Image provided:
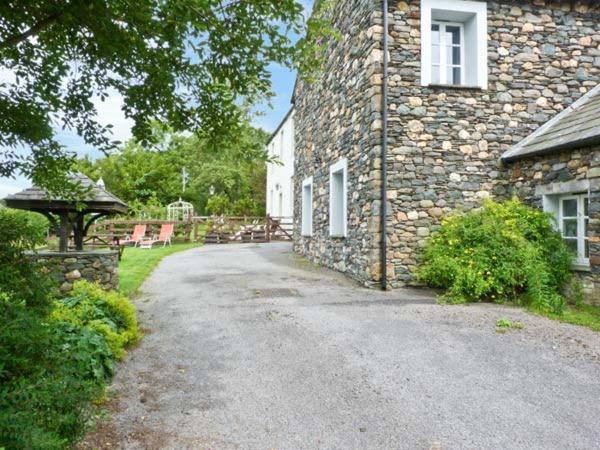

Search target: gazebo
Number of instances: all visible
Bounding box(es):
[4,173,128,252]
[167,198,194,222]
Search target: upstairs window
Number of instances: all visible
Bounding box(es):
[421,0,488,89]
[431,22,464,85]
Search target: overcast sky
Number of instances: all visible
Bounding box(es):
[0,4,308,197]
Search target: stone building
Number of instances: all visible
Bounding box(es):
[292,0,600,294]
[502,85,600,301]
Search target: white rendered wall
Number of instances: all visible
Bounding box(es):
[266,109,295,218]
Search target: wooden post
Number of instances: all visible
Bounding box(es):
[266,215,271,243]
[184,220,191,242]
[59,212,69,252]
[74,214,85,251]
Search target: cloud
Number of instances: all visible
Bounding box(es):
[0,176,27,197]
[92,89,134,145]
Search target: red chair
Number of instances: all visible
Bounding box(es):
[139,223,174,249]
[121,224,146,247]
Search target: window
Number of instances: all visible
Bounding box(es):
[431,22,464,85]
[421,0,488,89]
[329,159,347,237]
[558,194,589,266]
[301,177,313,236]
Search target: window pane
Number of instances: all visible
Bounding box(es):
[432,24,440,44]
[446,26,461,45]
[584,198,589,217]
[432,45,440,64]
[563,219,577,237]
[562,199,577,217]
[585,218,589,236]
[447,67,461,85]
[432,65,440,84]
[564,239,578,255]
[446,46,461,65]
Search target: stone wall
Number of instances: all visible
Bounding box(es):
[294,0,600,289]
[385,0,600,287]
[505,146,600,304]
[293,0,384,286]
[28,250,119,293]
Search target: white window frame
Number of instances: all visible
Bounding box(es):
[420,0,488,89]
[301,177,313,237]
[558,194,589,266]
[329,159,348,238]
[431,21,465,86]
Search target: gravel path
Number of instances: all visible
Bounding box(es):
[83,243,600,450]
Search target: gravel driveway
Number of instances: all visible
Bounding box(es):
[83,243,600,450]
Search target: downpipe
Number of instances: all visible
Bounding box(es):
[381,0,389,290]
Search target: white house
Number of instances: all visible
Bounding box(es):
[266,107,294,218]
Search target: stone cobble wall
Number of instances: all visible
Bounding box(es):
[386,0,600,287]
[294,0,600,290]
[506,146,600,304]
[293,0,385,286]
[29,250,119,293]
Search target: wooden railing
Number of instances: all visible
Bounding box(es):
[90,215,293,245]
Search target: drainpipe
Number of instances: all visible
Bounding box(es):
[381,0,389,290]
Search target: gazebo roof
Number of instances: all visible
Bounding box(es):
[4,173,128,214]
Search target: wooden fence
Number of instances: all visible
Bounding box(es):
[91,215,293,245]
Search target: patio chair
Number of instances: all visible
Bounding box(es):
[121,224,146,247]
[138,223,174,249]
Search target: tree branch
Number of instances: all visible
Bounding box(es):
[0,12,62,49]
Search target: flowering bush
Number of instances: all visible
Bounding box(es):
[418,199,573,313]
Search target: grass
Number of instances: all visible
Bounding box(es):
[534,304,600,333]
[119,242,200,296]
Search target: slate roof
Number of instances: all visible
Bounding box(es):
[502,84,600,162]
[4,173,128,213]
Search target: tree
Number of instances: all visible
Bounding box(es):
[0,0,329,193]
[74,120,270,216]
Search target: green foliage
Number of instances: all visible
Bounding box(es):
[496,318,524,329]
[75,120,269,216]
[0,294,111,449]
[419,199,573,313]
[1,0,327,193]
[0,208,52,309]
[206,194,231,216]
[231,197,263,216]
[51,281,140,359]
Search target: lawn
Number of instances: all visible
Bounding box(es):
[119,243,200,296]
[536,303,600,333]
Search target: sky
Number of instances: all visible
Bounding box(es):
[0,6,306,198]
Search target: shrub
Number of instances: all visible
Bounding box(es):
[51,281,140,358]
[418,199,573,313]
[0,208,53,309]
[206,194,230,215]
[0,294,112,449]
[231,197,262,216]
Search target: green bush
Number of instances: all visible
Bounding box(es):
[418,199,573,313]
[0,294,112,449]
[0,208,52,309]
[206,194,231,215]
[51,281,141,359]
[231,197,262,216]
